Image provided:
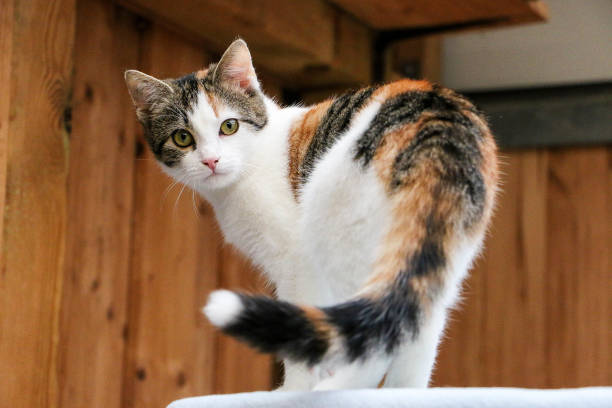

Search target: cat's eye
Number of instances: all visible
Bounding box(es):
[172,129,194,148]
[220,119,239,135]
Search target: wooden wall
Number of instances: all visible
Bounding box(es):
[2,1,274,407]
[433,147,611,387]
[0,1,609,407]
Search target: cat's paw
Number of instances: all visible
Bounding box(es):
[203,290,243,328]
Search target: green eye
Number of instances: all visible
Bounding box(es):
[220,118,239,135]
[172,129,194,148]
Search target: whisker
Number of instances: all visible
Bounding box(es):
[191,189,201,218]
[173,179,191,215]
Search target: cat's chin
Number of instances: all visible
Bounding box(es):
[197,171,239,191]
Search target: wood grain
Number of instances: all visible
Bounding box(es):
[545,148,610,386]
[121,23,220,408]
[329,0,547,29]
[433,147,611,387]
[0,0,75,407]
[116,0,371,87]
[214,246,275,393]
[0,0,13,253]
[58,2,138,407]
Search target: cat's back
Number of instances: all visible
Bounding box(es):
[287,79,498,304]
[288,79,496,204]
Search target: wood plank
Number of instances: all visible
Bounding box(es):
[116,0,372,87]
[434,150,550,386]
[434,147,611,387]
[122,23,220,408]
[330,0,547,30]
[545,147,610,386]
[57,2,138,408]
[214,246,275,393]
[0,0,13,254]
[0,0,75,406]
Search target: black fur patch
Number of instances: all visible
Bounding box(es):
[222,294,329,365]
[354,91,469,166]
[409,214,446,278]
[174,73,201,111]
[298,87,377,186]
[324,282,421,361]
[391,119,485,224]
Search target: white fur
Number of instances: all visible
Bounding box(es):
[164,74,484,390]
[203,290,243,328]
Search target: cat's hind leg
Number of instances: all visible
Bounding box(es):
[276,361,317,391]
[312,354,392,391]
[382,306,447,388]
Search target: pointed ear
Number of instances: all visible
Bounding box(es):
[212,39,259,92]
[124,70,173,112]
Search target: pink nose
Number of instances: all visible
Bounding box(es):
[202,158,219,172]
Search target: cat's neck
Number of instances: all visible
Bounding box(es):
[197,97,307,287]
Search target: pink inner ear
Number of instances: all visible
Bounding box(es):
[223,66,254,90]
[216,42,257,91]
[238,76,251,89]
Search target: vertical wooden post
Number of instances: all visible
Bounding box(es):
[122,24,220,408]
[383,37,441,83]
[57,1,139,407]
[0,1,75,407]
[0,0,13,253]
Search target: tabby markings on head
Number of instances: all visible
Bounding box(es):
[136,66,268,168]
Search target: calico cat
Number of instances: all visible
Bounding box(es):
[125,39,498,390]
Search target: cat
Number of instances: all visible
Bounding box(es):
[125,39,498,391]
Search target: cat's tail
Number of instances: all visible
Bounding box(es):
[203,279,425,365]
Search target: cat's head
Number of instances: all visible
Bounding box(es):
[125,39,269,191]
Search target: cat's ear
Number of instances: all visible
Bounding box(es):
[124,70,173,112]
[213,39,259,92]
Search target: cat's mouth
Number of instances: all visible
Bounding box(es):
[203,169,231,181]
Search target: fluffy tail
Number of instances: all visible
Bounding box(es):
[203,281,421,365]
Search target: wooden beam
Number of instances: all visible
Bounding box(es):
[329,0,547,30]
[116,0,372,87]
[0,0,75,407]
[467,83,612,149]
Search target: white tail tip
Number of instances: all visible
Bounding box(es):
[203,290,243,328]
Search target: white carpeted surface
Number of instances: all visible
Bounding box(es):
[167,387,612,408]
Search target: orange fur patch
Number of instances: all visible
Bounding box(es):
[302,306,334,340]
[287,99,334,197]
[374,79,433,100]
[204,91,220,117]
[195,68,209,80]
